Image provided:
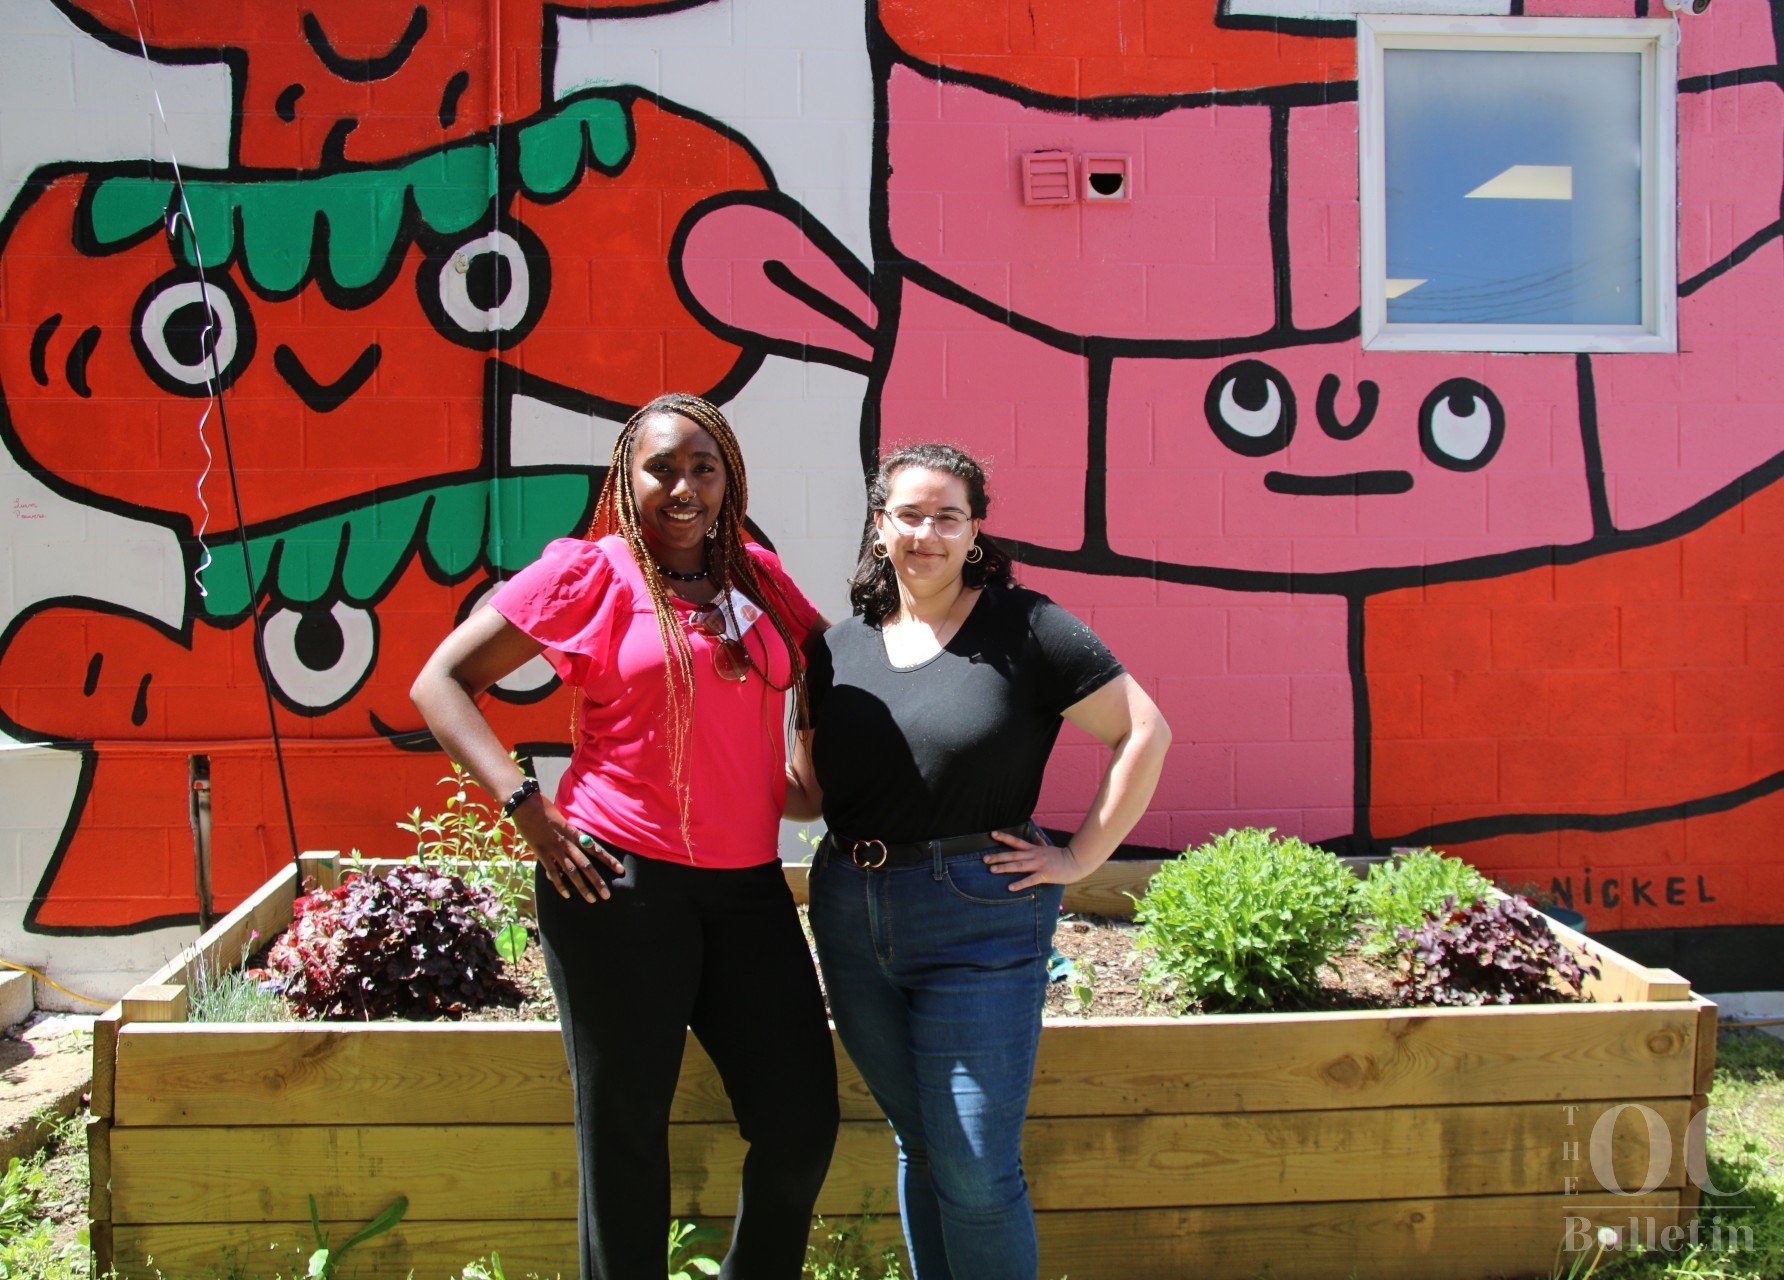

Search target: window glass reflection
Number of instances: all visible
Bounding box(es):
[1384,48,1643,326]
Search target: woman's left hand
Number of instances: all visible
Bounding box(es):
[983,829,1090,892]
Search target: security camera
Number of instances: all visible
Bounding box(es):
[1662,0,1711,15]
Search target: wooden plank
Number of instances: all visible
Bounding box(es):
[1016,1098,1690,1212]
[114,1000,1698,1129]
[1641,967,1694,1003]
[300,851,342,892]
[121,984,187,1025]
[1033,1193,1683,1280]
[1680,1178,1703,1231]
[112,1002,1698,1129]
[1540,908,1691,1004]
[116,1025,574,1129]
[109,1099,1687,1225]
[1688,1091,1712,1218]
[1694,997,1720,1096]
[90,1219,114,1280]
[113,1024,875,1126]
[1031,1004,1700,1116]
[113,1219,574,1280]
[88,1115,111,1223]
[145,861,299,994]
[1064,860,1163,916]
[111,1192,1684,1280]
[89,1006,122,1122]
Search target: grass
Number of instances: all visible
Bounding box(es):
[14,1029,1779,1278]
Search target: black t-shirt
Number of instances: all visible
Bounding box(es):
[809,585,1125,843]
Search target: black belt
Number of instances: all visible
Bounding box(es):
[831,822,1040,870]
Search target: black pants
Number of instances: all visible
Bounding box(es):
[535,850,839,1280]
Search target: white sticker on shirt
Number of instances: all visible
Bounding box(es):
[718,590,763,641]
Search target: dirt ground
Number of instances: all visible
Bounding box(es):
[1042,911,1402,1017]
[0,1012,92,1166]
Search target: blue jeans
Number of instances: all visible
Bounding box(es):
[807,835,1065,1280]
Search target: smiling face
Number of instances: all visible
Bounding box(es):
[629,412,728,570]
[874,466,980,603]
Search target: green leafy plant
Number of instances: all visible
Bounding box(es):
[803,1197,906,1280]
[268,866,513,1020]
[1131,828,1359,1012]
[399,760,535,963]
[1394,896,1598,1007]
[1355,848,1494,956]
[668,1220,722,1279]
[304,1193,407,1279]
[0,1114,89,1280]
[1070,963,1096,1013]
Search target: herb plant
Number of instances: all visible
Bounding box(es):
[804,1197,907,1280]
[668,1220,722,1279]
[305,1193,407,1279]
[1394,896,1598,1007]
[1355,848,1495,956]
[1132,827,1359,1012]
[400,760,535,964]
[187,938,293,1023]
[268,866,511,1020]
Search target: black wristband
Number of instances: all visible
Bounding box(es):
[501,777,540,817]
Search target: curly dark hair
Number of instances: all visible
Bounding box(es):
[848,442,1016,626]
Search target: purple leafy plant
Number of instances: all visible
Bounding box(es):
[1393,895,1599,1007]
[268,866,512,1020]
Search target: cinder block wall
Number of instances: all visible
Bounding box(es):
[1,0,1779,999]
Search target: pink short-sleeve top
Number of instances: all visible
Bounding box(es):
[489,535,819,868]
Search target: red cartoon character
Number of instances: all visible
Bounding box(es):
[0,86,769,931]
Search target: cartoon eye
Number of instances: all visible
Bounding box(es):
[463,582,559,701]
[423,226,549,351]
[131,273,255,395]
[1419,379,1505,472]
[1204,360,1296,457]
[259,601,378,714]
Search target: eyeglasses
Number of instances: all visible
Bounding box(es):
[688,603,750,682]
[879,507,973,538]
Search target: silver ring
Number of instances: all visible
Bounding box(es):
[577,832,594,849]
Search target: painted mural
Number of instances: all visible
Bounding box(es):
[1,0,1780,998]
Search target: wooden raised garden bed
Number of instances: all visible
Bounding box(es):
[91,854,1716,1280]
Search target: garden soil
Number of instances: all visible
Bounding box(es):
[469,908,1406,1023]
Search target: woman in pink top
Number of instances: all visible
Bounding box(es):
[411,393,837,1280]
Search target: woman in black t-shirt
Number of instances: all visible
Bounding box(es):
[787,443,1170,1280]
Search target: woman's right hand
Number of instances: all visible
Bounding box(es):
[512,793,626,902]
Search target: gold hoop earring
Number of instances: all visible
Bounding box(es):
[871,542,889,560]
[965,543,984,564]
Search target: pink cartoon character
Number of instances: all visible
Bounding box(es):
[671,0,1784,852]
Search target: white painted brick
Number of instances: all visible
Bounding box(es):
[11,34,78,101]
[0,971,32,1029]
[737,0,864,52]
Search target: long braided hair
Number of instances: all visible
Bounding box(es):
[576,393,811,850]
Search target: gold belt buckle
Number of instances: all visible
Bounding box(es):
[850,839,889,870]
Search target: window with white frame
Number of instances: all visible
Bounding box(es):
[1358,17,1676,353]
